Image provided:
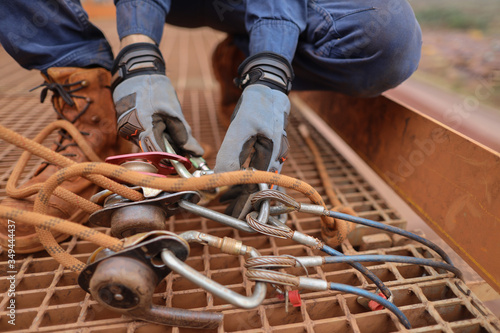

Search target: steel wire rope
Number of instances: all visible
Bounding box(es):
[244,208,393,300]
[243,267,411,328]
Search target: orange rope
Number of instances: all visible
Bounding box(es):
[0,121,354,272]
[1,121,143,204]
[30,162,337,271]
[0,206,123,272]
[298,124,356,246]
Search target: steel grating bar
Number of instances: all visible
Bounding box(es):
[0,26,499,332]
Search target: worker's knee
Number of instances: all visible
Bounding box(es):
[301,0,422,96]
[346,1,422,96]
[342,13,423,98]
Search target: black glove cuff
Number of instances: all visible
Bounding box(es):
[235,52,294,95]
[111,43,166,91]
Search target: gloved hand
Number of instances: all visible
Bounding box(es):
[215,84,290,173]
[215,52,293,217]
[111,43,203,156]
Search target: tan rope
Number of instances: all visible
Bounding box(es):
[30,162,337,269]
[0,120,355,272]
[0,121,140,271]
[0,206,123,272]
[298,124,356,246]
[1,121,143,203]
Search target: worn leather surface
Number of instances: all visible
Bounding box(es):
[0,67,125,253]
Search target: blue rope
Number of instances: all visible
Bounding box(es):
[324,255,462,279]
[321,244,393,299]
[330,283,411,329]
[326,210,453,265]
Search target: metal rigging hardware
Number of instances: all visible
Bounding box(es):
[74,136,462,330]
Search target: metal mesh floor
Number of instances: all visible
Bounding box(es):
[1,25,499,332]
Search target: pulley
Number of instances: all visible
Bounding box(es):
[78,231,222,329]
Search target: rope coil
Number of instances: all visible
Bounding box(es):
[0,121,353,271]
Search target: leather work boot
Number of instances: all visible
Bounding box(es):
[0,67,128,253]
[212,35,246,128]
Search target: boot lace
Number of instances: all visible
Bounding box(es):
[30,80,93,167]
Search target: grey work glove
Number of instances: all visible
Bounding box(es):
[215,84,290,173]
[215,53,293,217]
[111,43,203,156]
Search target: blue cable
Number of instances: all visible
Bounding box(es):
[325,210,453,265]
[324,255,462,279]
[321,245,393,300]
[329,283,411,329]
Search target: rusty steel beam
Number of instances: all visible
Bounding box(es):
[296,91,500,294]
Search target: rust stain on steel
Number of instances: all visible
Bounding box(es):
[296,91,500,294]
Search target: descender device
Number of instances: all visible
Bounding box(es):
[77,142,224,329]
[75,137,462,330]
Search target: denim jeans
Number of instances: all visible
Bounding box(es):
[0,0,421,97]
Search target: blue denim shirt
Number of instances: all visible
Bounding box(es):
[115,0,307,63]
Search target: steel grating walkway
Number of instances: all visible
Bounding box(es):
[0,23,499,332]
